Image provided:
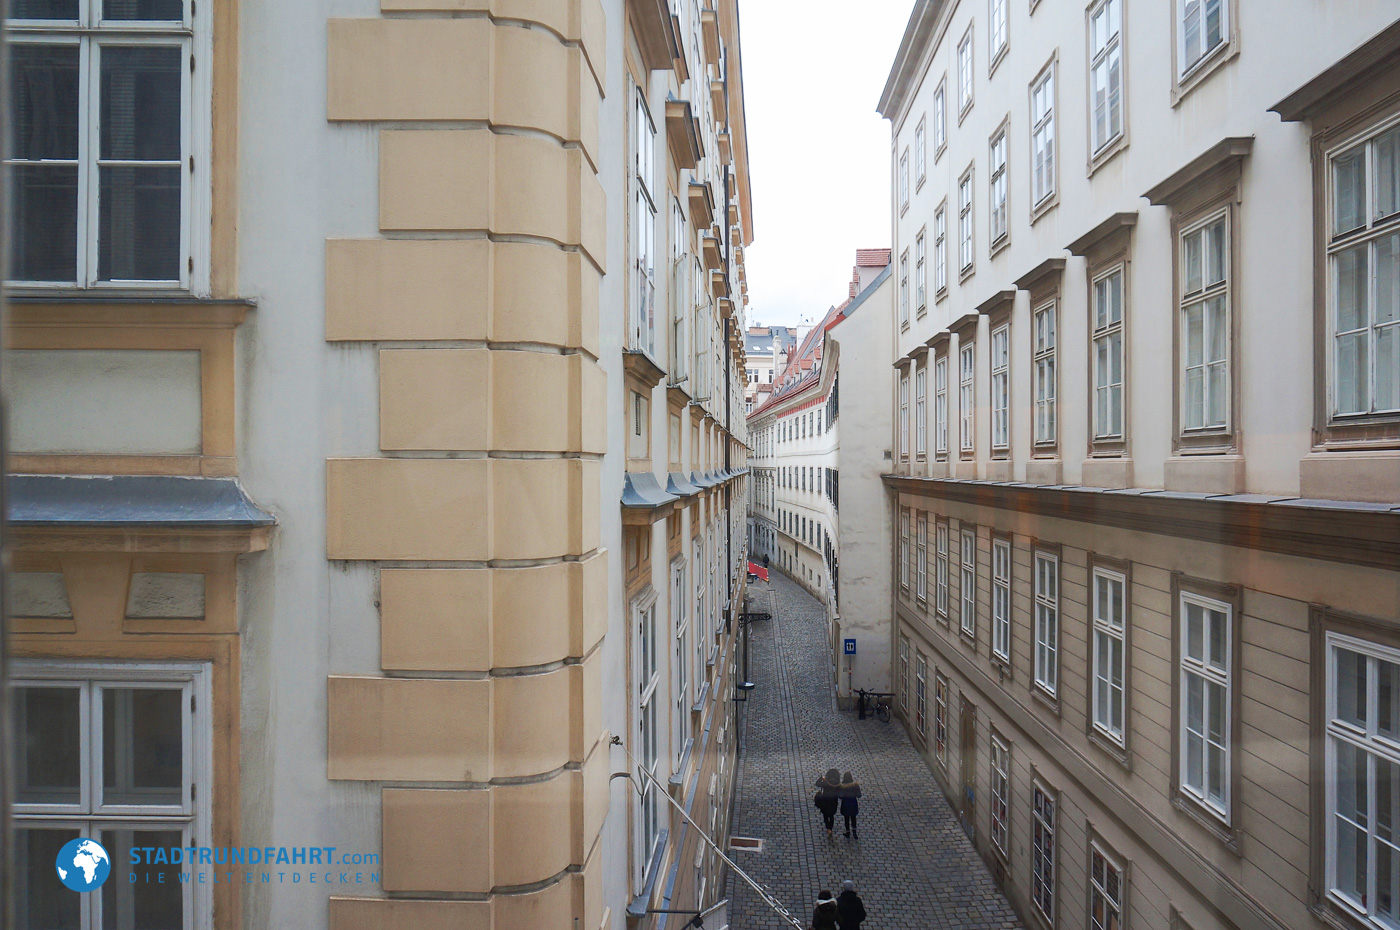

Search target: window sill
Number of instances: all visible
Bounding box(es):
[958,627,977,652]
[1172,794,1241,855]
[1030,683,1060,717]
[958,264,975,284]
[989,234,1011,259]
[958,101,974,126]
[1171,41,1238,107]
[7,293,255,328]
[989,45,1009,80]
[935,143,947,164]
[916,305,928,319]
[1029,192,1059,226]
[1087,134,1129,178]
[1087,727,1132,772]
[991,652,1012,683]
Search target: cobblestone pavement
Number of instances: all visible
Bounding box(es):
[725,571,1022,930]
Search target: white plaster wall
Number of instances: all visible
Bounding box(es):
[10,349,202,455]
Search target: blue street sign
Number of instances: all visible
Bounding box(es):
[843,638,857,655]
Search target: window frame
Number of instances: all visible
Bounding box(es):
[991,533,1013,670]
[934,352,950,458]
[916,229,928,314]
[959,341,976,457]
[959,164,976,277]
[1032,547,1060,704]
[1171,0,1238,104]
[934,201,949,298]
[915,652,929,741]
[899,370,910,459]
[988,0,1009,75]
[1088,836,1130,930]
[915,116,927,186]
[915,366,928,457]
[1029,53,1059,221]
[1091,263,1128,451]
[989,120,1010,251]
[989,731,1011,860]
[900,248,911,326]
[933,671,949,767]
[990,323,1010,453]
[957,23,975,120]
[935,517,950,621]
[898,633,911,714]
[1032,299,1059,452]
[899,508,911,590]
[1175,207,1236,446]
[933,75,949,159]
[1085,0,1128,174]
[1088,554,1133,766]
[900,147,911,214]
[958,525,978,643]
[631,86,659,357]
[916,512,929,603]
[1031,777,1058,926]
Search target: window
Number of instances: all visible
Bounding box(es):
[1179,591,1231,819]
[1090,842,1125,930]
[958,25,974,115]
[900,249,910,325]
[630,391,649,459]
[1092,567,1127,745]
[989,0,1008,65]
[991,325,1009,450]
[960,343,975,453]
[936,521,950,618]
[7,0,202,288]
[915,654,928,739]
[1034,551,1059,696]
[1179,0,1226,76]
[1181,213,1230,431]
[916,513,928,602]
[960,528,977,638]
[990,735,1010,855]
[916,231,927,312]
[916,117,927,183]
[1093,268,1126,440]
[935,356,949,455]
[992,538,1011,663]
[934,80,948,152]
[959,171,975,271]
[1033,302,1057,446]
[934,206,948,294]
[632,90,657,355]
[900,373,910,459]
[672,560,689,766]
[1325,632,1400,926]
[1031,782,1057,924]
[1329,122,1400,419]
[934,673,949,765]
[900,148,910,213]
[899,509,910,589]
[14,662,209,930]
[1031,63,1056,208]
[898,635,911,712]
[916,367,928,456]
[671,200,689,379]
[1089,0,1124,155]
[990,128,1008,245]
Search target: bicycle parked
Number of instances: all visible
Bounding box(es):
[854,688,893,722]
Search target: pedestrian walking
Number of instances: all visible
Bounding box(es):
[836,880,867,929]
[811,889,839,930]
[813,768,841,837]
[838,771,862,838]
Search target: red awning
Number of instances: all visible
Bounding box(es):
[747,561,769,581]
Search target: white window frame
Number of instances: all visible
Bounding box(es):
[959,171,975,272]
[991,324,1009,450]
[990,128,1008,245]
[915,367,928,456]
[1089,841,1126,930]
[934,79,948,153]
[1031,62,1056,208]
[958,25,974,116]
[900,249,910,324]
[992,538,1012,663]
[1178,0,1228,78]
[1033,300,1057,446]
[990,735,1010,856]
[936,521,950,618]
[915,654,928,739]
[959,343,976,453]
[1179,591,1231,820]
[916,513,929,602]
[899,635,911,712]
[1092,266,1126,440]
[899,373,910,458]
[934,356,949,454]
[900,148,910,213]
[899,509,911,589]
[934,206,948,295]
[671,557,690,768]
[1034,551,1059,697]
[1180,210,1231,432]
[632,87,658,357]
[916,230,927,312]
[6,0,212,293]
[934,672,948,765]
[915,117,927,184]
[1088,0,1124,155]
[1031,780,1057,925]
[960,528,977,638]
[989,0,1008,66]
[1091,567,1127,746]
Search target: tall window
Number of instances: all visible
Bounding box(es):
[898,635,911,712]
[900,249,910,324]
[1329,123,1400,418]
[1181,213,1230,431]
[1090,842,1125,930]
[636,598,662,863]
[1089,0,1124,154]
[672,560,689,766]
[1179,0,1226,76]
[1034,551,1059,696]
[934,206,948,294]
[915,117,927,183]
[991,325,1009,450]
[992,538,1011,663]
[989,129,1008,245]
[959,343,975,453]
[671,200,689,378]
[915,368,928,456]
[899,373,910,458]
[935,357,949,454]
[899,509,910,589]
[989,0,1008,63]
[934,81,947,151]
[633,90,657,355]
[958,26,974,114]
[8,1,198,288]
[900,148,910,212]
[959,172,974,271]
[1093,268,1125,440]
[1031,65,1056,207]
[915,654,928,739]
[14,662,207,930]
[916,514,928,602]
[990,736,1010,856]
[1092,567,1127,745]
[934,673,949,765]
[1031,782,1057,925]
[1033,302,1057,446]
[960,529,977,638]
[1326,633,1400,926]
[916,231,927,311]
[936,521,950,617]
[1180,592,1231,818]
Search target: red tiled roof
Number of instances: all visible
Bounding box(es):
[855,248,892,267]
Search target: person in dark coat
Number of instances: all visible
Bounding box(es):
[813,768,841,837]
[811,889,839,930]
[839,771,862,838]
[836,879,867,929]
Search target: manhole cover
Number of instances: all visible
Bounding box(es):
[728,836,764,852]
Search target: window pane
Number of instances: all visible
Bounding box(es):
[102,829,185,930]
[12,0,80,15]
[1184,229,1203,295]
[1377,125,1400,221]
[1337,331,1369,415]
[1335,145,1367,236]
[16,686,82,805]
[1379,757,1400,923]
[1335,739,1369,902]
[104,0,183,19]
[11,164,79,281]
[1208,606,1227,670]
[11,44,79,160]
[98,165,181,281]
[17,827,82,929]
[1205,220,1226,286]
[101,46,182,161]
[1380,233,1400,326]
[103,687,183,806]
[1382,658,1400,741]
[1336,243,1369,332]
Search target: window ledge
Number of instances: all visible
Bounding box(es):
[958,264,976,284]
[1087,727,1132,772]
[1030,684,1060,717]
[1029,192,1059,226]
[1087,134,1129,178]
[989,234,1011,259]
[1172,794,1242,855]
[7,293,255,328]
[1172,41,1239,107]
[991,653,1013,683]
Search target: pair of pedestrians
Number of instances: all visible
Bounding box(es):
[812,768,862,839]
[811,881,867,930]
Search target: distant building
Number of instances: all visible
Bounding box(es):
[744,324,798,412]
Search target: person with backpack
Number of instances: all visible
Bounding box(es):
[838,771,862,838]
[811,889,839,930]
[836,880,867,929]
[813,768,841,837]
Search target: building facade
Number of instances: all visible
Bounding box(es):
[742,323,797,413]
[880,4,1400,930]
[6,0,753,928]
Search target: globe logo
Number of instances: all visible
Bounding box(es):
[55,838,111,892]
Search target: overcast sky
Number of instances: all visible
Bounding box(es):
[738,1,917,329]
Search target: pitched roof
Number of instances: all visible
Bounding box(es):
[855,248,892,267]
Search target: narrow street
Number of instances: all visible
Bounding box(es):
[726,571,1022,930]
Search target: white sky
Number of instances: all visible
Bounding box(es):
[738,0,917,329]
